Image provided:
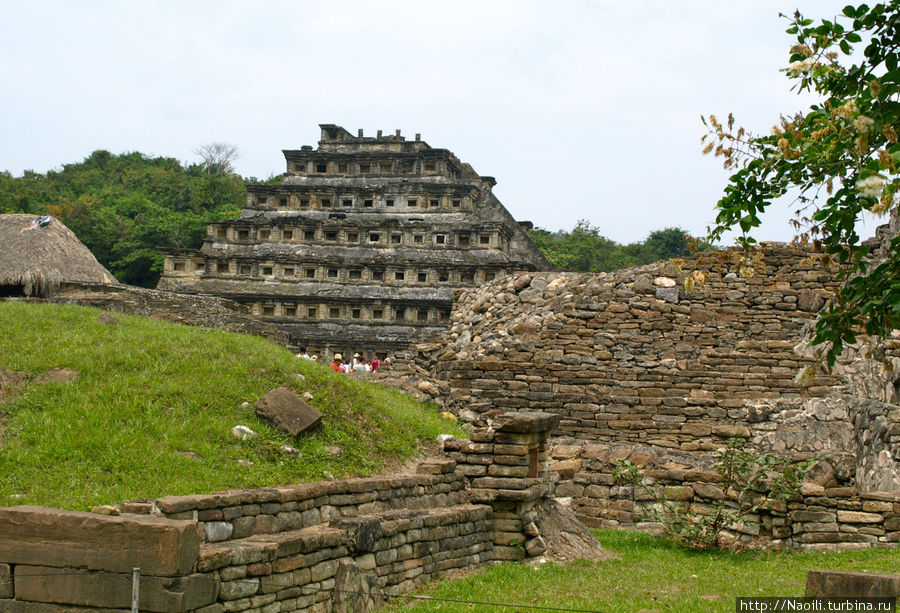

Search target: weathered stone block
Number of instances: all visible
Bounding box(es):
[548,444,581,459]
[488,464,530,478]
[493,531,524,546]
[0,565,10,599]
[330,517,383,553]
[837,511,884,524]
[692,484,724,500]
[792,510,836,523]
[548,459,581,479]
[712,424,751,438]
[13,566,218,612]
[807,570,900,597]
[310,559,339,582]
[525,536,547,556]
[254,387,322,436]
[0,506,199,575]
[219,578,260,600]
[492,412,560,434]
[471,476,532,490]
[206,521,233,542]
[680,423,712,437]
[417,459,457,474]
[259,572,294,594]
[862,501,894,513]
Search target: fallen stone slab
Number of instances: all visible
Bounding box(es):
[254,387,322,436]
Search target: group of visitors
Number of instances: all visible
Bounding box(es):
[295,348,385,374]
[330,352,380,374]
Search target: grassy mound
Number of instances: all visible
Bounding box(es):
[0,301,461,510]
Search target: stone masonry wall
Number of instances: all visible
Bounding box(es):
[547,441,900,552]
[0,462,489,613]
[444,411,560,561]
[0,412,559,613]
[433,244,846,447]
[429,244,899,469]
[422,242,900,547]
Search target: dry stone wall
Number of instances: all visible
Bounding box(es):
[0,463,488,613]
[434,244,847,448]
[547,441,900,551]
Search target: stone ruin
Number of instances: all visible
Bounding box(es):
[410,234,900,550]
[157,124,551,358]
[0,413,595,613]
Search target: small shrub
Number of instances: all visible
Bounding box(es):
[614,437,814,550]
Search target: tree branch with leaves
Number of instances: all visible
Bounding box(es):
[703,2,900,367]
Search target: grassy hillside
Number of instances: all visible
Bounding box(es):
[0,301,461,510]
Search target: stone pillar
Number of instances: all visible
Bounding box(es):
[446,411,560,560]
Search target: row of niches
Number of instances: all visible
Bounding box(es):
[166,257,502,286]
[253,301,448,324]
[251,193,475,212]
[210,225,503,250]
[290,158,451,178]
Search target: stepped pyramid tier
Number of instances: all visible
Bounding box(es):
[158,125,551,356]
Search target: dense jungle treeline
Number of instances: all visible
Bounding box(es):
[0,150,246,287]
[1,150,701,287]
[529,221,704,272]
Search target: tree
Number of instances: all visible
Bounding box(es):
[193,142,239,176]
[644,227,693,260]
[2,150,244,287]
[529,222,703,273]
[703,2,900,367]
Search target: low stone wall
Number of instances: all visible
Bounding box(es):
[0,462,489,613]
[196,503,493,612]
[43,281,285,341]
[137,465,468,543]
[0,412,560,613]
[549,441,900,551]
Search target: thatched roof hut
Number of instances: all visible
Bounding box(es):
[0,214,117,297]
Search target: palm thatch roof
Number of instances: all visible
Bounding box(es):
[0,214,117,297]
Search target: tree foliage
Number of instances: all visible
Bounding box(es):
[0,150,244,287]
[704,2,900,366]
[529,220,702,272]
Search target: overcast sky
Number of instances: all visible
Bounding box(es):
[2,0,879,245]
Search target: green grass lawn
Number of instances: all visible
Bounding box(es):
[0,301,462,510]
[384,530,900,613]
